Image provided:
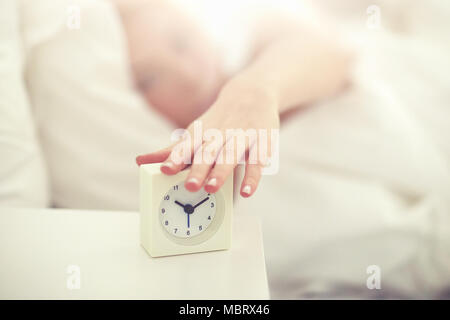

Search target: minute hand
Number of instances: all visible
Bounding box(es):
[193,197,210,209]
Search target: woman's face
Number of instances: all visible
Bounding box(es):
[120,1,224,127]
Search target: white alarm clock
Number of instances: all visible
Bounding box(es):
[140,163,233,257]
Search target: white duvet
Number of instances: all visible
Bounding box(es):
[239,1,450,298]
[1,0,449,298]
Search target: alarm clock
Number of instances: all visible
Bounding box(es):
[140,163,233,257]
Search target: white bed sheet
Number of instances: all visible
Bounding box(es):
[236,1,450,298]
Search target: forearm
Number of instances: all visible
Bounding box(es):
[226,31,352,113]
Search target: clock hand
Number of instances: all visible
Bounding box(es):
[187,212,190,228]
[193,197,210,209]
[174,200,185,208]
[175,201,193,228]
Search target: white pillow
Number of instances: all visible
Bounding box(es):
[0,0,50,208]
[22,0,174,210]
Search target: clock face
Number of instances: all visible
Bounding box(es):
[159,182,217,239]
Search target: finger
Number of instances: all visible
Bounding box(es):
[160,145,191,175]
[204,139,245,194]
[185,139,224,192]
[240,161,263,198]
[204,163,236,194]
[254,128,273,168]
[136,147,172,166]
[161,129,200,175]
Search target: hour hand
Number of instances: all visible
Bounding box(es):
[174,200,185,208]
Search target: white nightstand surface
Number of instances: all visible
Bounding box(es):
[0,208,269,299]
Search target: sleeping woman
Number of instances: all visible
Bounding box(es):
[115,0,351,196]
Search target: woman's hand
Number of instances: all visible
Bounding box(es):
[136,78,280,197]
[136,25,351,198]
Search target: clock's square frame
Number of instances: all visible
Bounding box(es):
[140,163,233,257]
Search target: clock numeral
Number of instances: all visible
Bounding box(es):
[164,195,170,200]
[199,225,202,231]
[161,208,165,214]
[173,185,178,190]
[186,230,190,236]
[211,202,214,208]
[208,216,211,220]
[164,220,169,226]
[174,228,177,234]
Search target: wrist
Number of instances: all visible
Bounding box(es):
[219,73,280,112]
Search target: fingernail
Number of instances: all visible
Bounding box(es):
[186,177,199,186]
[242,185,252,195]
[206,178,217,187]
[161,162,174,169]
